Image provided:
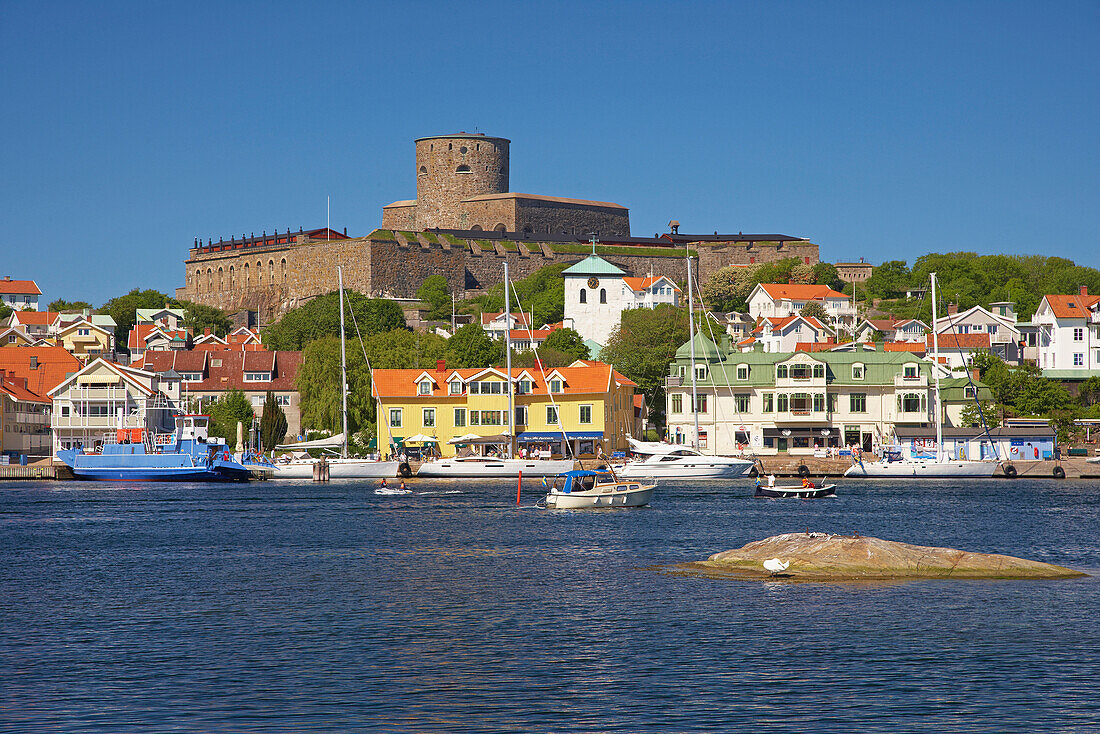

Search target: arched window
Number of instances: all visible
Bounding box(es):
[579,289,587,304]
[281,258,287,284]
[470,224,483,231]
[217,267,223,290]
[228,265,234,288]
[244,263,250,288]
[448,143,452,150]
[600,288,607,304]
[195,270,202,289]
[269,260,274,284]
[494,223,506,232]
[419,166,427,174]
[456,165,471,173]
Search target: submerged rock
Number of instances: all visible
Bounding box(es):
[694,533,1086,581]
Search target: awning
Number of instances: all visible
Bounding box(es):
[517,431,604,443]
[762,427,834,439]
[448,433,481,444]
[276,433,345,450]
[404,433,439,444]
[77,374,121,385]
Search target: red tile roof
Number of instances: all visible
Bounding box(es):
[1041,294,1100,319]
[8,311,58,326]
[758,283,848,300]
[926,333,991,350]
[127,323,190,350]
[622,276,680,293]
[0,279,41,295]
[0,346,82,397]
[795,342,839,352]
[885,342,927,353]
[481,311,534,328]
[133,350,302,391]
[373,361,635,398]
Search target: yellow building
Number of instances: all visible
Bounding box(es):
[372,359,638,458]
[56,317,113,363]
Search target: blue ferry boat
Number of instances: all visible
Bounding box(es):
[57,415,253,482]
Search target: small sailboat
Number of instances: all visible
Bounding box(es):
[844,272,997,479]
[270,266,400,479]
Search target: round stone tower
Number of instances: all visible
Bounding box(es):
[414,133,509,229]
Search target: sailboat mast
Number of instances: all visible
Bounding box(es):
[504,262,514,459]
[930,271,942,462]
[687,254,700,450]
[338,266,349,459]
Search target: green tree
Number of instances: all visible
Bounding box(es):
[1077,376,1100,407]
[176,299,232,337]
[48,299,93,312]
[811,262,844,291]
[206,389,255,447]
[799,301,829,323]
[462,263,569,326]
[598,304,690,426]
[259,391,288,451]
[701,264,757,311]
[445,324,501,368]
[960,400,1001,429]
[540,328,589,361]
[0,304,11,322]
[296,336,373,434]
[416,275,451,320]
[861,260,911,300]
[263,291,406,350]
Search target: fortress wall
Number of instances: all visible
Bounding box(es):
[368,238,467,299]
[381,203,417,230]
[514,199,630,238]
[697,241,820,282]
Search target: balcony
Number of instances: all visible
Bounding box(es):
[666,376,684,388]
[773,408,831,424]
[894,374,928,387]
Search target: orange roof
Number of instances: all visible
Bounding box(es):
[623,276,680,293]
[758,283,848,300]
[0,346,82,397]
[373,361,635,398]
[1041,294,1100,319]
[885,342,927,353]
[508,329,556,341]
[0,279,41,295]
[9,311,58,326]
[0,371,49,403]
[927,333,991,350]
[127,323,190,350]
[795,342,838,352]
[756,315,830,333]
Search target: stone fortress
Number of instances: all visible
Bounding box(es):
[176,133,820,322]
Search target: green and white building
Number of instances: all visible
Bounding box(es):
[665,334,989,456]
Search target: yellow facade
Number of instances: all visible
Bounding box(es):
[57,321,112,363]
[373,363,637,458]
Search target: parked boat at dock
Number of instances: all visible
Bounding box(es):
[617,437,754,479]
[56,414,253,482]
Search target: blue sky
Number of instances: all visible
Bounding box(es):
[2,1,1097,307]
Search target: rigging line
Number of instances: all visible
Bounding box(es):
[508,280,575,461]
[937,292,1002,462]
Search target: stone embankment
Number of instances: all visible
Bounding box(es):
[688,532,1087,582]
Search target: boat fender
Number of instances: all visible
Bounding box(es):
[398,462,412,478]
[798,465,810,478]
[1003,465,1017,478]
[223,452,230,462]
[1053,466,1066,479]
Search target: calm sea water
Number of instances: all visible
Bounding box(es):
[1,476,1098,733]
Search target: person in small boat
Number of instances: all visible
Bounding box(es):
[802,477,815,489]
[399,480,407,491]
[379,478,387,489]
[767,474,776,487]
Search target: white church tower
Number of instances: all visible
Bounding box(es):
[562,254,628,348]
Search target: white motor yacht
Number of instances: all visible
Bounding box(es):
[416,455,574,478]
[540,470,656,509]
[617,438,754,479]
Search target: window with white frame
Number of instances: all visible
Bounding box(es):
[419,380,432,396]
[852,363,865,380]
[762,393,773,412]
[736,364,748,381]
[670,393,683,413]
[546,405,559,425]
[517,379,531,395]
[515,406,527,425]
[1074,353,1084,366]
[1073,328,1084,342]
[579,405,592,424]
[244,372,271,382]
[694,394,707,413]
[389,408,402,428]
[454,408,466,427]
[422,408,435,427]
[549,379,562,394]
[695,364,707,380]
[275,395,291,406]
[735,394,750,413]
[449,381,463,395]
[850,393,866,412]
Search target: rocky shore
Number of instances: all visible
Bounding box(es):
[685,532,1087,581]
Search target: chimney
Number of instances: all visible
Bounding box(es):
[1081,286,1088,297]
[971,368,980,382]
[947,303,958,316]
[436,359,446,372]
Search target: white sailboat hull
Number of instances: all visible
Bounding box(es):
[270,459,401,479]
[843,460,997,478]
[416,457,575,478]
[617,457,753,479]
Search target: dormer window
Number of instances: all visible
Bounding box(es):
[852,363,865,380]
[813,364,825,378]
[244,371,271,382]
[518,379,532,395]
[448,381,463,395]
[736,364,749,381]
[550,379,562,394]
[694,364,707,380]
[904,364,918,378]
[776,364,788,379]
[418,380,433,396]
